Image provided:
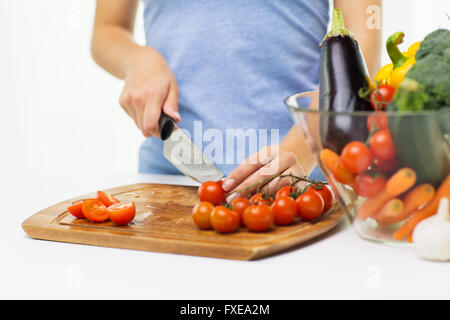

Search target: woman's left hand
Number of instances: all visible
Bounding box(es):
[221,145,306,203]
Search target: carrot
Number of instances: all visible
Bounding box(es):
[357,168,417,220]
[320,149,355,185]
[373,198,404,223]
[385,168,417,196]
[374,184,435,224]
[357,190,390,220]
[393,174,450,241]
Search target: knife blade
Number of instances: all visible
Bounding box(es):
[159,112,224,183]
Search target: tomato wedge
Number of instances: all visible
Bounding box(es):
[81,199,109,222]
[97,191,120,207]
[67,201,84,218]
[107,202,136,225]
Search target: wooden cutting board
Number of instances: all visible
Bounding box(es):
[22,183,346,260]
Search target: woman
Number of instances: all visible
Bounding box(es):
[91,0,380,202]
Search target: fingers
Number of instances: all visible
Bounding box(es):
[163,83,181,122]
[264,162,306,195]
[222,146,279,193]
[225,150,299,203]
[119,80,181,138]
[142,88,166,138]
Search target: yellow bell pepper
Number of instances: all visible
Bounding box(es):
[373,32,421,87]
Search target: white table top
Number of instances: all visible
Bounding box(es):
[1,171,449,299]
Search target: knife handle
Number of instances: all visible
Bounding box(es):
[158,112,176,141]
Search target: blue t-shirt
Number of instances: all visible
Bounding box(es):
[139,0,329,180]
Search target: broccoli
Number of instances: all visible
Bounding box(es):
[404,29,450,109]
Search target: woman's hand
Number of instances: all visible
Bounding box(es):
[221,145,306,203]
[119,46,180,137]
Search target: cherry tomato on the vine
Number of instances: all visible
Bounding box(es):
[370,84,396,110]
[340,141,373,174]
[231,197,250,226]
[210,206,240,233]
[367,112,388,131]
[271,196,297,226]
[369,129,396,161]
[275,185,296,199]
[307,184,333,212]
[249,193,273,206]
[192,201,214,230]
[354,174,387,198]
[243,205,273,232]
[198,181,226,206]
[295,191,324,221]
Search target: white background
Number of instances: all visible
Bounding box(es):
[1,0,449,175]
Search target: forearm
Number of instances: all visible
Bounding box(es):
[91,0,142,79]
[336,0,382,78]
[91,24,142,79]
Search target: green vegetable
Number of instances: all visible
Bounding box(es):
[404,29,450,109]
[388,80,450,186]
[392,79,429,111]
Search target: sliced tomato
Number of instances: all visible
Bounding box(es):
[67,201,84,219]
[81,199,109,223]
[107,201,136,225]
[97,190,120,207]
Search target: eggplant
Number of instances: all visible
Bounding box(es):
[319,9,372,153]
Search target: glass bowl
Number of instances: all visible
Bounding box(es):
[285,90,450,245]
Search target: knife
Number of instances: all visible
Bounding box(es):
[158,112,225,183]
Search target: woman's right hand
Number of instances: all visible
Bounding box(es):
[119,46,180,138]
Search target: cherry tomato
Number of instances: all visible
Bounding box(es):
[275,185,296,199]
[370,84,396,110]
[243,204,273,232]
[192,201,214,230]
[341,141,373,174]
[81,199,109,223]
[67,201,84,218]
[198,181,226,206]
[354,174,387,198]
[367,112,388,131]
[271,196,297,226]
[374,157,398,174]
[249,193,273,206]
[210,206,240,233]
[231,197,250,226]
[295,191,324,221]
[108,201,136,225]
[307,184,333,212]
[97,191,120,207]
[369,129,396,161]
[320,149,356,185]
